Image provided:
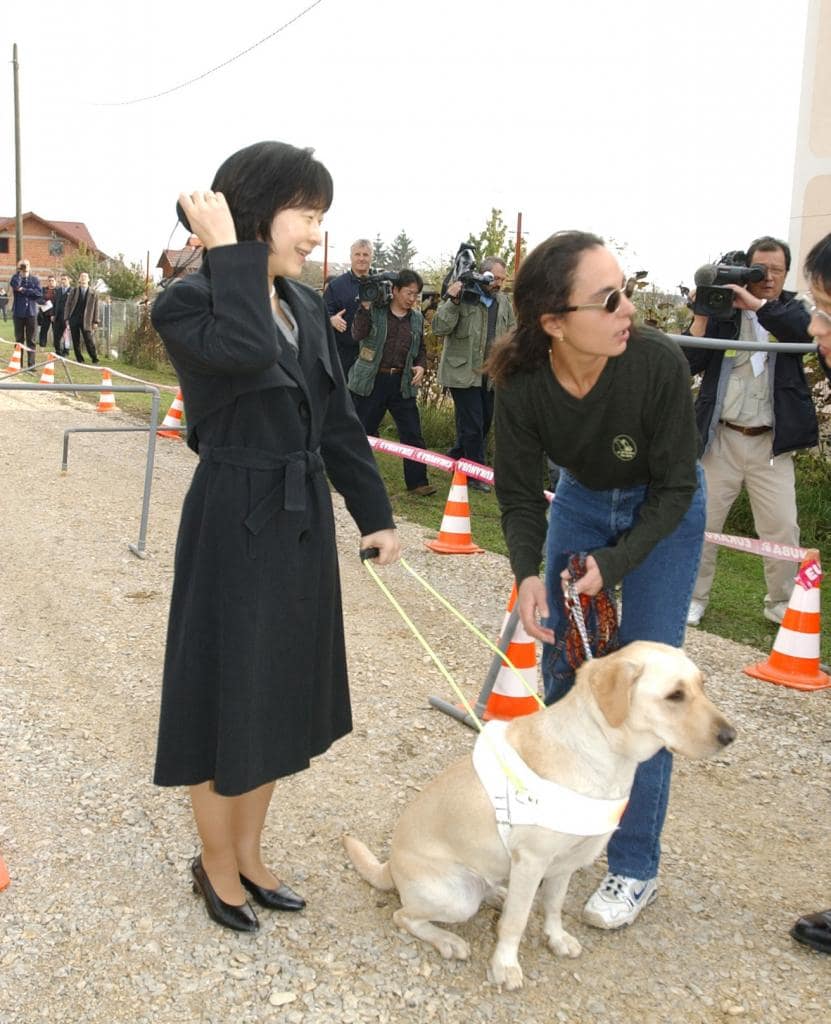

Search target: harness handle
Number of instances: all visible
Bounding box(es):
[360,546,381,562]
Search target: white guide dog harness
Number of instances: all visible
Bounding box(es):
[472,720,629,849]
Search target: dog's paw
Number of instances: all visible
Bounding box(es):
[488,955,523,991]
[546,929,582,958]
[436,934,470,960]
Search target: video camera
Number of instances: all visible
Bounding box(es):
[692,250,767,319]
[441,244,495,305]
[358,270,399,307]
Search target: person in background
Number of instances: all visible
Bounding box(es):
[10,259,42,369]
[0,287,8,321]
[683,237,816,628]
[64,271,100,364]
[789,231,831,957]
[324,238,373,376]
[349,269,436,496]
[432,256,515,491]
[490,230,705,930]
[38,275,57,348]
[52,274,72,354]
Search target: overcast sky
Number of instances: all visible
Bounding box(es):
[1,0,810,289]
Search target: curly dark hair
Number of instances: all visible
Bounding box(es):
[486,230,604,385]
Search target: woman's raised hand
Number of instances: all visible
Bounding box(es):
[178,191,237,250]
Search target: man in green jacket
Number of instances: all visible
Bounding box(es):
[432,257,515,490]
[348,269,436,496]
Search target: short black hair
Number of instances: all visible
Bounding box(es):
[805,233,831,291]
[211,141,333,243]
[746,235,791,271]
[395,269,423,291]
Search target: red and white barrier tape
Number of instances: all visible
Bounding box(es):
[367,436,811,565]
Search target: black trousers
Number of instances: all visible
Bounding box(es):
[447,383,494,466]
[350,373,429,490]
[70,322,98,363]
[13,316,37,367]
[38,317,52,348]
[53,318,67,354]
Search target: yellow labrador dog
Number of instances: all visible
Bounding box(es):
[344,641,735,991]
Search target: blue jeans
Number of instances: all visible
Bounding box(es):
[542,465,706,879]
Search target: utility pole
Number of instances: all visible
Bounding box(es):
[13,44,22,261]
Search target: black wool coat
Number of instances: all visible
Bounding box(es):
[151,242,394,796]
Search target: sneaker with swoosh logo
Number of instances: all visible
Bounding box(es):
[583,872,658,929]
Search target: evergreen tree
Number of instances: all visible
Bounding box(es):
[102,255,147,300]
[372,234,389,270]
[466,208,520,269]
[386,229,418,272]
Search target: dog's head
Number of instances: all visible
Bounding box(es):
[587,641,736,761]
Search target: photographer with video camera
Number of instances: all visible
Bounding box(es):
[432,249,516,490]
[348,269,437,496]
[683,235,817,627]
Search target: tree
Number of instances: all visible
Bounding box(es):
[386,230,418,271]
[466,208,521,270]
[102,254,147,300]
[64,243,105,285]
[372,234,389,270]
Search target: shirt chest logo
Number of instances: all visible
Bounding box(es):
[612,435,637,461]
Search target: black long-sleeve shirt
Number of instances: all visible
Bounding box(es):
[493,326,699,587]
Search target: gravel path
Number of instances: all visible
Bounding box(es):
[1,388,829,1024]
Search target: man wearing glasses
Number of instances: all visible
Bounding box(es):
[433,256,515,491]
[683,236,816,627]
[9,259,43,369]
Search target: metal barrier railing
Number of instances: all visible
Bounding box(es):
[0,382,161,558]
[667,333,818,354]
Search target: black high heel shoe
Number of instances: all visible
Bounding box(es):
[239,872,306,911]
[191,856,259,933]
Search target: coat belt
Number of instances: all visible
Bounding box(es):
[198,445,324,532]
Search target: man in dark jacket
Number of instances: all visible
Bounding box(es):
[10,259,42,368]
[683,236,816,626]
[52,273,72,354]
[323,238,372,375]
[64,271,100,364]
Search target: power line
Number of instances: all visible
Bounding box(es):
[95,0,325,107]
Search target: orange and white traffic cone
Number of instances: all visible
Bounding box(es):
[425,471,484,555]
[157,388,185,439]
[4,343,22,374]
[483,582,541,720]
[744,550,830,692]
[0,851,9,892]
[96,368,117,412]
[38,353,56,385]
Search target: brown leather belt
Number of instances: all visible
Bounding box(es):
[720,421,771,437]
[377,367,404,374]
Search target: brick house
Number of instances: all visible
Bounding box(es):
[0,212,105,282]
[156,235,203,281]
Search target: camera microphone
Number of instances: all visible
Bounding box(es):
[481,271,494,284]
[693,264,718,287]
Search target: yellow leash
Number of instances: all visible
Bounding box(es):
[359,551,538,792]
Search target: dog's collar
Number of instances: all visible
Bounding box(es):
[472,720,629,848]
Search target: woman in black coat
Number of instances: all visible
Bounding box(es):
[151,142,399,933]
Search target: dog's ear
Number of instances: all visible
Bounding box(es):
[590,657,644,728]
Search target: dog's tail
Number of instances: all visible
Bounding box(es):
[342,835,396,891]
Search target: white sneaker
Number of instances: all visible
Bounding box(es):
[763,602,788,625]
[686,599,706,626]
[582,872,658,930]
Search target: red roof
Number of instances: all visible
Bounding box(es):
[0,212,99,252]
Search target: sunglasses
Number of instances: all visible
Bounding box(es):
[553,278,637,315]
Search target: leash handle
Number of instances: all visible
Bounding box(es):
[360,546,381,562]
[566,579,593,662]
